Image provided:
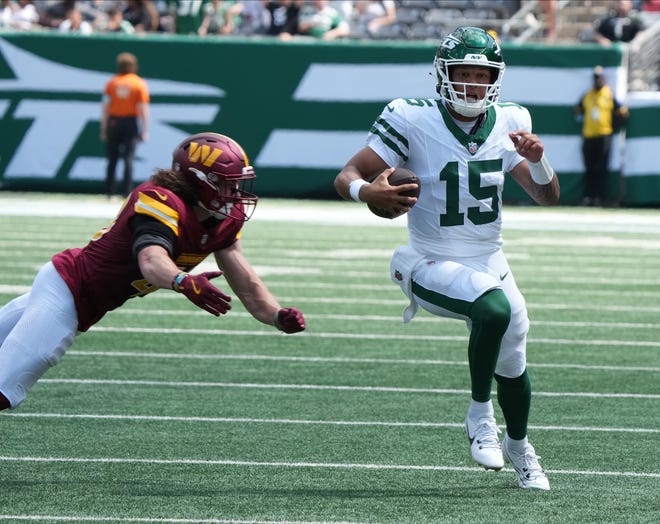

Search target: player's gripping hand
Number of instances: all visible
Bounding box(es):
[172,271,231,316]
[274,307,306,333]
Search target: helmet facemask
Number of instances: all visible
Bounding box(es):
[435,57,504,118]
[190,166,257,221]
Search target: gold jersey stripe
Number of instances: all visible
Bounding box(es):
[134,192,180,235]
[176,253,208,266]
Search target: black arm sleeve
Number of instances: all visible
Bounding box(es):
[130,214,177,258]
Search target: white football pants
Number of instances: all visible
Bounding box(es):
[0,262,78,408]
[409,248,529,378]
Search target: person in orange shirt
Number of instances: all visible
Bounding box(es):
[101,52,150,198]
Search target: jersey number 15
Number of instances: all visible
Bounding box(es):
[440,159,503,227]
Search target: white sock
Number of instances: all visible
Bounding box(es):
[468,399,494,420]
[505,434,529,453]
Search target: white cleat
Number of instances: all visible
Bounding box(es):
[502,434,550,491]
[465,416,504,471]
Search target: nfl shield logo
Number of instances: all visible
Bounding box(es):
[468,141,478,155]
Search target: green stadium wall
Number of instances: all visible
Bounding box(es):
[0,32,657,205]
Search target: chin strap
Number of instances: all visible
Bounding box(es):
[469,113,486,135]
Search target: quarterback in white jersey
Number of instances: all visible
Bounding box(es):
[370,97,532,257]
[335,27,560,490]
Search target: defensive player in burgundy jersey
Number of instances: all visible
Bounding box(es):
[334,27,559,490]
[0,132,305,411]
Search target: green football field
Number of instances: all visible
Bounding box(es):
[0,193,658,523]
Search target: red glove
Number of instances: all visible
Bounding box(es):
[274,307,306,333]
[172,271,231,316]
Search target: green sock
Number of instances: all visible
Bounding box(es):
[495,370,532,440]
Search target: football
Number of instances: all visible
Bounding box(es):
[367,167,421,219]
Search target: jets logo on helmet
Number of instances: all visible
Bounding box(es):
[464,54,489,63]
[434,26,505,118]
[172,132,258,222]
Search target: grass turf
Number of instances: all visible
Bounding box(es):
[0,194,658,523]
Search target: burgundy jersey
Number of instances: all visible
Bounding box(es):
[52,182,245,331]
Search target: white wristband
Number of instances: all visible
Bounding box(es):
[528,154,554,185]
[348,178,369,202]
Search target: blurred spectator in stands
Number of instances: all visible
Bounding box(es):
[641,0,660,12]
[152,0,172,32]
[238,0,268,34]
[35,0,72,29]
[58,5,92,33]
[11,0,39,30]
[264,0,302,41]
[1,0,18,29]
[330,0,354,22]
[573,66,629,207]
[354,0,395,37]
[123,0,159,32]
[594,0,646,50]
[298,0,349,40]
[77,0,111,28]
[104,6,136,33]
[166,0,209,35]
[144,0,161,30]
[198,0,243,36]
[539,0,557,42]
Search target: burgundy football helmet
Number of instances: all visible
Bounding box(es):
[172,132,258,221]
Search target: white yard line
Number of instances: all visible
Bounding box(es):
[5,412,659,435]
[36,378,660,399]
[0,455,658,479]
[62,350,660,372]
[83,326,660,348]
[0,516,360,524]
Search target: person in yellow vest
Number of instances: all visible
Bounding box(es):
[573,66,628,206]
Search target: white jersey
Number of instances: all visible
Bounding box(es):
[367,98,530,257]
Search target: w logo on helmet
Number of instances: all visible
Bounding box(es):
[188,142,222,167]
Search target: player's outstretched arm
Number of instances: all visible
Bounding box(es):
[214,240,305,333]
[138,245,232,316]
[138,244,189,291]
